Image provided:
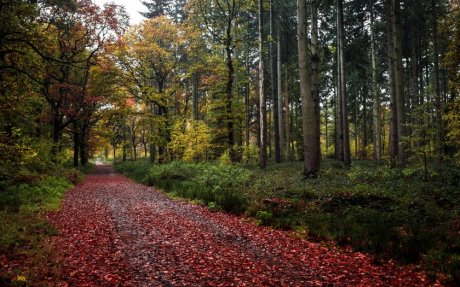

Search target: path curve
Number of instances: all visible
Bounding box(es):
[48,165,437,286]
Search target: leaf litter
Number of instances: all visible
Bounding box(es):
[47,165,441,286]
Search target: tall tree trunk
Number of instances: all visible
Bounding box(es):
[334,55,341,160]
[392,0,406,164]
[270,0,281,163]
[371,0,383,159]
[225,21,235,161]
[431,0,443,157]
[410,0,420,149]
[298,0,320,177]
[258,0,267,169]
[311,0,321,163]
[277,33,284,160]
[337,0,351,166]
[335,6,343,162]
[284,64,291,160]
[245,64,250,147]
[370,0,381,161]
[387,0,399,165]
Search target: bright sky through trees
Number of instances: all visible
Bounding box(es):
[94,0,145,25]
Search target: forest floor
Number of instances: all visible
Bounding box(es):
[46,164,439,286]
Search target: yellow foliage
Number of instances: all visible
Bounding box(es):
[169,120,212,162]
[445,99,460,157]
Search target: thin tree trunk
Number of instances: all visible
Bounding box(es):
[432,0,443,157]
[298,0,319,177]
[277,33,284,160]
[370,0,381,161]
[192,72,199,120]
[270,0,281,163]
[284,64,291,160]
[335,6,343,162]
[258,0,267,169]
[338,0,351,166]
[387,0,399,165]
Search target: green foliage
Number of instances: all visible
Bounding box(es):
[445,99,460,158]
[132,161,251,214]
[115,159,152,183]
[169,120,212,162]
[0,176,72,264]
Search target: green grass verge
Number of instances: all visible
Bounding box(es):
[0,165,91,286]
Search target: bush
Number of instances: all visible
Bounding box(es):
[115,159,152,183]
[144,162,251,214]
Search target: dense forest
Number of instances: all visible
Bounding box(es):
[1,0,458,172]
[1,0,459,285]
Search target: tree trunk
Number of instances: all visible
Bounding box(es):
[432,0,443,157]
[311,0,321,163]
[192,72,199,120]
[277,31,284,160]
[370,0,381,161]
[80,130,89,166]
[392,0,406,164]
[245,64,250,147]
[225,22,235,161]
[387,0,399,165]
[298,0,320,177]
[113,145,116,162]
[270,0,281,163]
[337,0,351,166]
[258,0,267,169]
[73,130,80,167]
[284,64,291,161]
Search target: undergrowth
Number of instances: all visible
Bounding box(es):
[116,159,460,285]
[0,165,90,286]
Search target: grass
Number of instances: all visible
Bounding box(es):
[116,158,460,285]
[0,165,90,286]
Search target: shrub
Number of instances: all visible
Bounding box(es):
[145,162,251,214]
[115,159,152,183]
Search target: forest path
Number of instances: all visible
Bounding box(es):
[48,165,434,286]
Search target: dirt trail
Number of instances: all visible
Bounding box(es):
[48,165,436,286]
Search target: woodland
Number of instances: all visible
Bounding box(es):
[0,0,459,285]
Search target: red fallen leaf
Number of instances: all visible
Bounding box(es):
[45,165,436,287]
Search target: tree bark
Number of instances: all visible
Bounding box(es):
[369,0,382,160]
[73,129,80,167]
[337,0,351,166]
[285,64,291,160]
[270,0,281,163]
[311,0,321,163]
[370,0,381,161]
[277,32,284,160]
[192,72,199,120]
[258,0,267,169]
[432,0,443,157]
[387,0,399,165]
[392,0,406,164]
[298,0,320,177]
